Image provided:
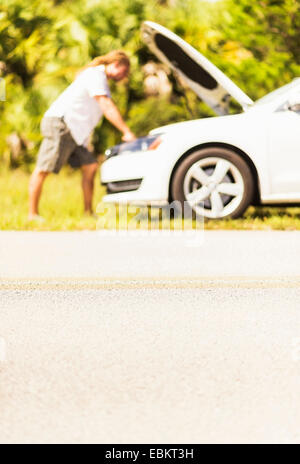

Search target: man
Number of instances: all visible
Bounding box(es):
[29,51,136,221]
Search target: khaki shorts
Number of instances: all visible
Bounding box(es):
[36,117,97,174]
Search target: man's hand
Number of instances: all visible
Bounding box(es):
[95,95,136,141]
[122,130,136,142]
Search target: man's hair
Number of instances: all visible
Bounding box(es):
[79,51,130,74]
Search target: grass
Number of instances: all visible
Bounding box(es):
[1,166,300,231]
[0,166,104,231]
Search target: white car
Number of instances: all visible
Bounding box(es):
[101,21,300,219]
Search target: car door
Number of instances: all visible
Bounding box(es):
[268,95,300,196]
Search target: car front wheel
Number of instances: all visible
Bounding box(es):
[171,147,255,219]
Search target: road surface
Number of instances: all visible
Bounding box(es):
[1,231,300,444]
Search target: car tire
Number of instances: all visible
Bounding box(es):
[170,147,255,219]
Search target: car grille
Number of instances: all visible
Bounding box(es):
[103,179,143,194]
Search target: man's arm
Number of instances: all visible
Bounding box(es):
[95,95,136,142]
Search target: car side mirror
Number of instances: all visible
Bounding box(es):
[287,96,300,112]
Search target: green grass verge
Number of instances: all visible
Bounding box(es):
[1,167,300,231]
[0,167,104,231]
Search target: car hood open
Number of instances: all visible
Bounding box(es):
[141,21,254,115]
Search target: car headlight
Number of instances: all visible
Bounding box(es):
[105,134,163,159]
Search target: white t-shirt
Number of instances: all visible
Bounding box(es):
[45,65,111,146]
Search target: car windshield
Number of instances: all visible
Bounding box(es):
[254,78,300,106]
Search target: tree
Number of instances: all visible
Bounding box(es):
[217,0,300,99]
[1,0,300,167]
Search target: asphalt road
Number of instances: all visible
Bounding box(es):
[1,231,300,444]
[1,230,300,279]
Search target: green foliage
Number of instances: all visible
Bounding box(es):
[1,0,300,168]
[216,0,300,99]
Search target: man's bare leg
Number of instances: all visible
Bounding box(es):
[29,169,49,219]
[81,163,98,214]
